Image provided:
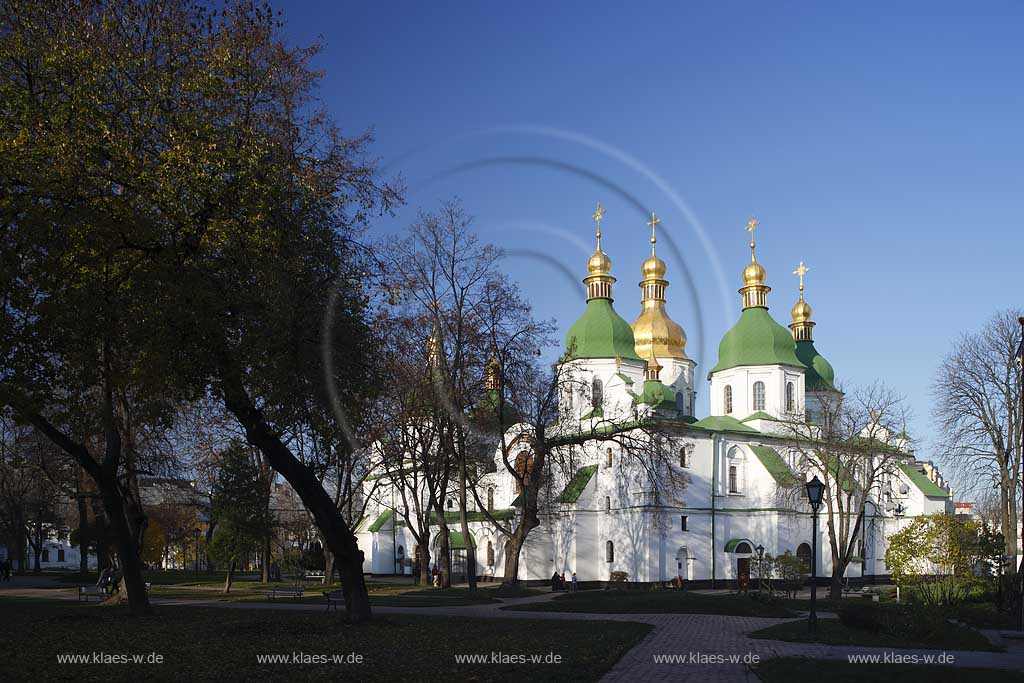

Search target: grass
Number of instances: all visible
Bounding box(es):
[150,582,501,606]
[756,657,1024,683]
[749,617,1000,651]
[503,589,797,617]
[0,598,651,682]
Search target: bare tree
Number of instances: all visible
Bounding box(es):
[779,382,911,600]
[933,309,1022,570]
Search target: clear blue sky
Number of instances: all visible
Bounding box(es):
[282,1,1023,494]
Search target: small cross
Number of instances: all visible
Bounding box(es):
[592,202,606,237]
[647,211,660,252]
[745,215,760,240]
[793,261,809,291]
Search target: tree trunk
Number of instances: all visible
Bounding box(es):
[76,494,89,575]
[98,469,151,615]
[204,523,216,573]
[261,538,271,583]
[32,516,42,572]
[323,547,335,585]
[224,559,236,593]
[416,544,431,586]
[502,531,525,588]
[219,371,371,622]
[457,462,477,591]
[435,520,451,588]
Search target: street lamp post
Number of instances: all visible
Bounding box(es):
[755,544,765,592]
[193,528,201,579]
[805,475,825,634]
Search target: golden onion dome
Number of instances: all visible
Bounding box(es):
[791,299,812,324]
[587,249,612,276]
[632,308,688,360]
[742,259,767,287]
[641,253,667,280]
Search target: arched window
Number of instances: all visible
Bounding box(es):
[592,377,604,408]
[487,487,494,511]
[606,540,614,563]
[785,382,795,412]
[734,542,752,554]
[487,541,495,566]
[606,447,613,468]
[397,545,405,560]
[605,496,611,512]
[724,385,733,414]
[446,498,454,509]
[679,447,688,468]
[752,381,766,411]
[727,447,744,493]
[797,543,812,572]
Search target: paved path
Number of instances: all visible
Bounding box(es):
[5,579,1024,681]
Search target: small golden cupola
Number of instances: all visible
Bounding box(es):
[584,202,615,301]
[631,211,689,360]
[789,261,815,342]
[739,216,770,309]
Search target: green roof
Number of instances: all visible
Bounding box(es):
[565,299,642,361]
[368,510,394,532]
[448,531,475,548]
[749,445,799,486]
[580,405,604,420]
[741,411,778,423]
[638,379,675,408]
[430,509,516,524]
[613,372,635,385]
[708,307,802,378]
[724,538,755,552]
[689,415,759,434]
[899,463,950,498]
[558,465,599,503]
[795,340,836,391]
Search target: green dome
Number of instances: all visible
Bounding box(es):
[708,307,802,378]
[638,379,675,408]
[565,299,642,360]
[796,339,836,391]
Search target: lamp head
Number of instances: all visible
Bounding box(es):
[805,475,825,510]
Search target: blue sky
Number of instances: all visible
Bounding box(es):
[283,1,1023,494]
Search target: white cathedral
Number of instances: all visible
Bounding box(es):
[357,210,953,587]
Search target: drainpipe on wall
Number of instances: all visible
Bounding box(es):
[711,433,719,589]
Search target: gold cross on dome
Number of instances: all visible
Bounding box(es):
[745,215,760,260]
[647,211,660,253]
[793,261,809,292]
[592,202,605,234]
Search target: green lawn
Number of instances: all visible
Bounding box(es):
[503,589,797,617]
[749,617,1000,651]
[756,657,1024,683]
[150,584,498,607]
[0,599,652,682]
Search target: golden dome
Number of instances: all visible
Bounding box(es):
[742,259,766,287]
[632,307,688,360]
[791,299,812,324]
[588,249,612,276]
[641,254,666,280]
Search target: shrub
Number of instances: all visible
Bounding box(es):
[609,571,629,587]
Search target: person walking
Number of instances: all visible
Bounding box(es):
[571,572,578,592]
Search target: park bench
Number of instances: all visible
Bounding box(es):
[268,585,305,601]
[304,570,325,583]
[323,590,346,612]
[79,585,106,602]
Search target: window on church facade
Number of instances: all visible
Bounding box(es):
[42,548,49,562]
[785,382,795,412]
[679,447,688,468]
[592,377,604,408]
[446,498,454,509]
[724,385,733,414]
[606,540,614,563]
[487,487,494,511]
[797,543,812,572]
[58,548,65,562]
[752,381,765,411]
[606,448,613,468]
[680,515,688,531]
[605,496,611,512]
[487,541,495,566]
[728,465,738,493]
